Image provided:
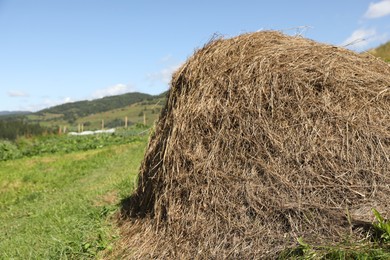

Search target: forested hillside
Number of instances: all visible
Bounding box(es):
[0,111,31,116]
[38,92,157,121]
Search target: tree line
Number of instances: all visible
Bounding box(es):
[39,92,158,122]
[0,119,53,141]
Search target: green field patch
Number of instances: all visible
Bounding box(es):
[0,128,148,162]
[76,100,163,130]
[0,139,147,259]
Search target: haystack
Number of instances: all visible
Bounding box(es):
[119,31,390,258]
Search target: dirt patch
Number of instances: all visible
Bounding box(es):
[94,191,118,207]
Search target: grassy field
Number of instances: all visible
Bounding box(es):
[0,137,148,259]
[76,101,163,130]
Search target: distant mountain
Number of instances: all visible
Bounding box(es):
[37,92,164,120]
[18,91,168,129]
[0,111,31,116]
[0,91,168,137]
[369,41,390,62]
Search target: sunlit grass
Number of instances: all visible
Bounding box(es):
[0,139,147,259]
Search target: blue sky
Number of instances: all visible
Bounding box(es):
[1,0,390,112]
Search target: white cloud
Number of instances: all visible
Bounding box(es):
[91,83,136,99]
[11,84,137,112]
[364,0,390,18]
[7,90,29,97]
[42,97,74,108]
[20,96,74,112]
[147,63,182,84]
[341,28,388,50]
[159,54,174,63]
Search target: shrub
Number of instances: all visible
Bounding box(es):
[0,140,21,161]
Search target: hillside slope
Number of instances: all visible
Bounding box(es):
[0,111,31,116]
[369,41,390,62]
[25,91,167,131]
[38,92,156,119]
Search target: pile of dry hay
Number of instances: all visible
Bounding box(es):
[118,31,390,258]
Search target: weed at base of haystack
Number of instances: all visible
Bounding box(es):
[278,209,390,259]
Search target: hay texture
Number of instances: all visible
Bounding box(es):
[119,31,390,258]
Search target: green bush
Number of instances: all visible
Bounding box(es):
[0,140,21,161]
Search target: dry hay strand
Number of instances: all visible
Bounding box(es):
[116,31,390,259]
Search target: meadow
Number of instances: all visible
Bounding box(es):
[0,130,148,258]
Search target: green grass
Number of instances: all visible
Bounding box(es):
[280,242,390,259]
[0,138,148,259]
